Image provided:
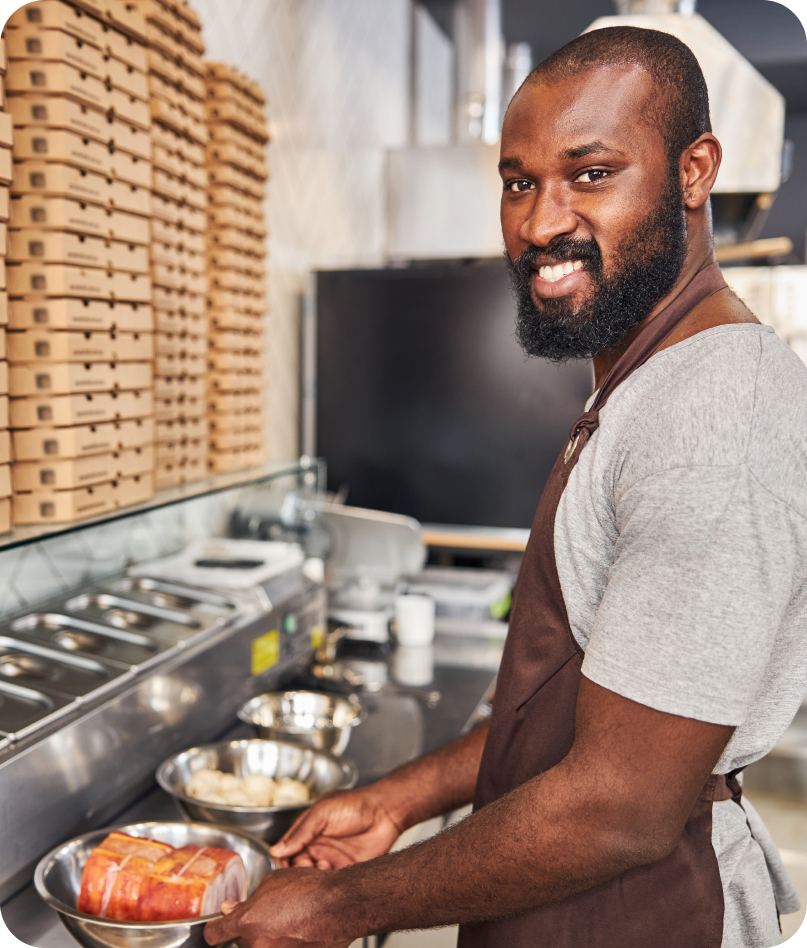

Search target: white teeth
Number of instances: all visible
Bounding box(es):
[537,261,584,283]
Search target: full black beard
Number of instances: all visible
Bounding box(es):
[508,176,689,363]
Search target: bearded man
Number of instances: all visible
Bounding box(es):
[206,26,807,948]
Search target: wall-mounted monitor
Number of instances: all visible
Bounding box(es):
[313,258,593,529]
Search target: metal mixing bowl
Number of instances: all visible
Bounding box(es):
[237,690,364,756]
[157,738,358,843]
[34,821,273,948]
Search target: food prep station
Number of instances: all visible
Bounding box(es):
[0,468,500,948]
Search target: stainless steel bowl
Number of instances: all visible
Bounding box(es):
[34,821,273,948]
[237,690,364,756]
[157,739,358,843]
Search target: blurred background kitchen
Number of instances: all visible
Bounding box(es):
[0,0,806,945]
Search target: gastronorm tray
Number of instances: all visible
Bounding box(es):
[0,634,129,699]
[9,613,175,668]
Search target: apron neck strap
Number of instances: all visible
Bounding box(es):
[592,261,728,412]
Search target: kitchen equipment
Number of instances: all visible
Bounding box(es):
[407,567,512,622]
[35,821,273,948]
[237,690,364,756]
[130,539,305,592]
[0,557,325,903]
[156,739,357,843]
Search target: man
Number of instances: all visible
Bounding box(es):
[206,26,807,948]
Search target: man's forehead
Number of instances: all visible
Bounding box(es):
[502,63,659,157]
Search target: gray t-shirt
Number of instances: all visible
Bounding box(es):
[554,324,807,948]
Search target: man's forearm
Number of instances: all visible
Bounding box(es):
[373,723,489,832]
[322,755,652,940]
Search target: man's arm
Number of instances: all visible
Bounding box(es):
[271,723,489,869]
[205,678,733,947]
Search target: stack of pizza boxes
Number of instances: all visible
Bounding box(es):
[0,38,12,533]
[133,0,208,488]
[4,0,156,525]
[205,63,267,472]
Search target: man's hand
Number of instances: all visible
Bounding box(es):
[270,788,403,869]
[204,867,350,948]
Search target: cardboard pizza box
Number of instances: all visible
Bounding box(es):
[8,261,152,301]
[7,329,153,363]
[0,431,10,466]
[13,480,115,523]
[5,2,104,48]
[12,126,113,176]
[5,27,104,77]
[12,416,153,461]
[11,160,152,216]
[9,298,153,332]
[13,451,118,490]
[8,229,150,273]
[9,359,151,396]
[10,387,153,427]
[6,60,108,111]
[9,194,151,244]
[103,55,148,101]
[100,25,147,71]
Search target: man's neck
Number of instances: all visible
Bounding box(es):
[591,245,718,389]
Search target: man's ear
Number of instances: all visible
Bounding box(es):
[680,133,722,210]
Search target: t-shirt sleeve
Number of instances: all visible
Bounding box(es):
[581,463,797,726]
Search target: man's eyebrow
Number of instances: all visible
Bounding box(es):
[498,156,525,174]
[562,141,624,160]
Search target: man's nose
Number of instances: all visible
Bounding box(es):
[519,185,578,248]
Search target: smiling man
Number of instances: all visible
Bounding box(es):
[205,26,807,948]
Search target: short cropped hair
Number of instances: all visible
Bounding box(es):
[527,26,712,171]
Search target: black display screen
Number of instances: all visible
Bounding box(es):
[315,259,593,529]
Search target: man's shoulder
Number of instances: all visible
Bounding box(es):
[601,325,807,507]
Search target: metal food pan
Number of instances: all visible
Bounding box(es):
[9,614,175,670]
[110,577,241,615]
[0,635,130,700]
[0,678,76,742]
[65,593,204,642]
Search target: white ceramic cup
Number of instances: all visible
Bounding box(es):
[393,594,435,646]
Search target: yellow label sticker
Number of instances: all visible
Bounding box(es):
[251,629,280,676]
[310,624,325,650]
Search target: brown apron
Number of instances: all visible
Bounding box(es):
[458,262,741,948]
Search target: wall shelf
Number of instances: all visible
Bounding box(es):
[0,461,309,554]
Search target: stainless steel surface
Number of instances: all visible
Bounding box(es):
[110,579,241,615]
[3,651,495,948]
[323,504,426,586]
[0,567,325,903]
[157,739,358,843]
[238,691,364,756]
[0,678,75,741]
[66,594,203,640]
[10,614,173,668]
[35,821,273,948]
[0,635,129,699]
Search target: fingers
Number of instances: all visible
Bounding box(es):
[220,901,238,914]
[204,908,240,945]
[270,808,328,860]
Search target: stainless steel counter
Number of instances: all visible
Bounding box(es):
[2,651,496,948]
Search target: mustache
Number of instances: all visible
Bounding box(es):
[510,237,603,282]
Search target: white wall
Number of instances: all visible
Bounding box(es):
[192,0,413,459]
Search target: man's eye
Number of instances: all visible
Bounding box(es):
[577,169,608,184]
[507,180,533,193]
